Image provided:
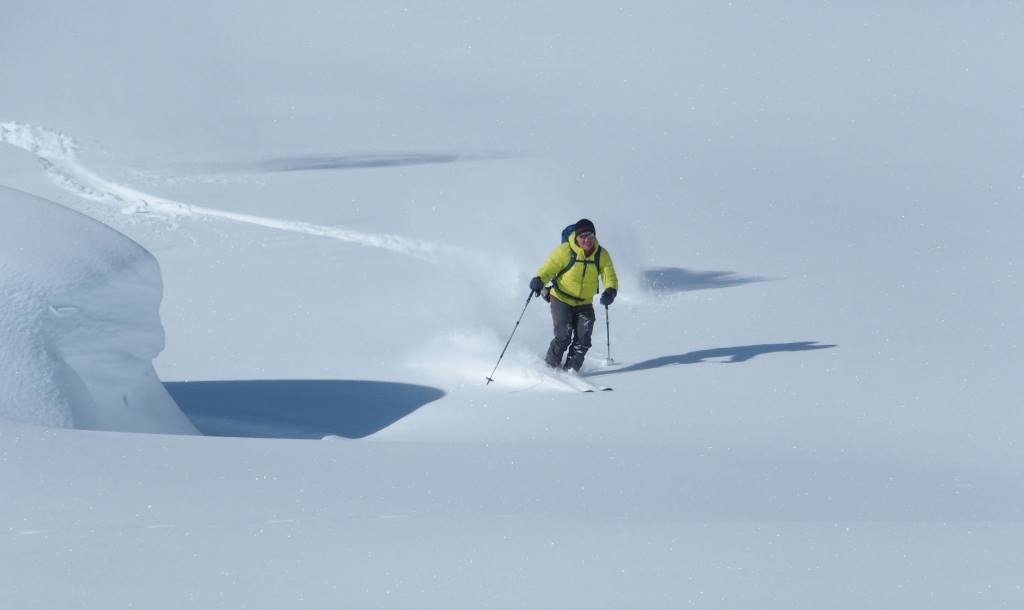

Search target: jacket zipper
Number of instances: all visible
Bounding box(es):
[573,257,594,301]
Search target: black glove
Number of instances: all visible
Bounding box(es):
[529,277,544,297]
[600,288,617,306]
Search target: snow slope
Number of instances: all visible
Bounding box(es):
[2,1,1023,608]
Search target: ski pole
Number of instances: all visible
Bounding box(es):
[486,291,534,384]
[604,304,614,365]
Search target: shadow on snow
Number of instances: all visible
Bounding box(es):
[642,267,765,293]
[588,342,836,377]
[189,151,514,174]
[165,379,445,440]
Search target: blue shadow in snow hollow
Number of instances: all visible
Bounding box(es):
[165,380,445,440]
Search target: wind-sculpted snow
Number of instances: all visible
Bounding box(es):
[0,186,197,434]
[0,122,443,260]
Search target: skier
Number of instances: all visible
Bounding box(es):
[529,218,619,372]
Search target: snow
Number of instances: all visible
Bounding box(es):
[2,2,1024,608]
[0,186,195,434]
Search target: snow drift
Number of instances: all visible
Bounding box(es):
[0,186,196,434]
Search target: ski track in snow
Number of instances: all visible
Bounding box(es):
[0,122,443,261]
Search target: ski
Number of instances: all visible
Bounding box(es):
[548,369,613,392]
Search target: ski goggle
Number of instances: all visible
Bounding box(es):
[577,231,595,240]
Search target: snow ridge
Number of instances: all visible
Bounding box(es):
[0,122,442,260]
[0,186,197,434]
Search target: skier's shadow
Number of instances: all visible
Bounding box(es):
[588,342,836,377]
[165,379,444,439]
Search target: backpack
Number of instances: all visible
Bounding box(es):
[560,223,576,244]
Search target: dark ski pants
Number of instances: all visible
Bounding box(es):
[545,298,596,371]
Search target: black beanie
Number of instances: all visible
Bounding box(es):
[574,218,596,234]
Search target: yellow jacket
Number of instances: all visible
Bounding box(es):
[536,231,619,306]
